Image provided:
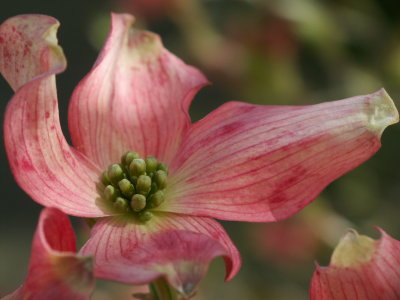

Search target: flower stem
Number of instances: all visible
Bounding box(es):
[149,278,179,300]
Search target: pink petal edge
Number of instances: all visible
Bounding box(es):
[68,13,209,170]
[0,14,65,91]
[0,15,108,217]
[310,228,400,300]
[1,208,94,300]
[164,89,398,222]
[79,214,240,298]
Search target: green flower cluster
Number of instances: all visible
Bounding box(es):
[101,151,168,222]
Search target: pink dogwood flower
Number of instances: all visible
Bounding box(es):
[310,228,400,300]
[0,13,398,296]
[1,208,94,300]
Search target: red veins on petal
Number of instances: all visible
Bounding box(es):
[79,214,240,297]
[69,13,208,169]
[166,91,399,222]
[310,228,400,300]
[0,15,107,218]
[1,208,94,300]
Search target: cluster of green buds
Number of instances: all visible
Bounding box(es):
[100,151,168,222]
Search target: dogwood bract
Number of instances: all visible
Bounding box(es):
[1,208,94,300]
[310,229,400,300]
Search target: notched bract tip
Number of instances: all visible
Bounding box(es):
[331,229,376,268]
[367,88,399,136]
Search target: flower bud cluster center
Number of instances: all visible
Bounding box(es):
[100,151,168,222]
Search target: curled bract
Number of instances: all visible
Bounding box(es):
[310,228,400,300]
[1,208,94,300]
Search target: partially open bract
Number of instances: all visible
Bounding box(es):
[310,228,400,300]
[1,208,94,300]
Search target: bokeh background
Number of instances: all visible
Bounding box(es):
[1,0,400,299]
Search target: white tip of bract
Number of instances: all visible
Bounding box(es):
[330,229,376,268]
[367,88,399,136]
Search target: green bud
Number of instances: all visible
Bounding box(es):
[104,185,120,202]
[154,170,167,190]
[145,155,158,173]
[136,175,152,196]
[114,197,129,211]
[108,164,125,184]
[157,162,168,174]
[118,179,135,198]
[148,191,165,208]
[121,151,140,166]
[138,211,153,223]
[100,152,170,219]
[129,158,146,177]
[130,194,147,212]
[101,171,111,186]
[150,182,158,194]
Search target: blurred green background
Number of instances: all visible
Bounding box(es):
[1,0,400,299]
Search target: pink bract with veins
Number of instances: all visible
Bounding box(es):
[0,13,398,296]
[310,229,400,300]
[1,208,94,300]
